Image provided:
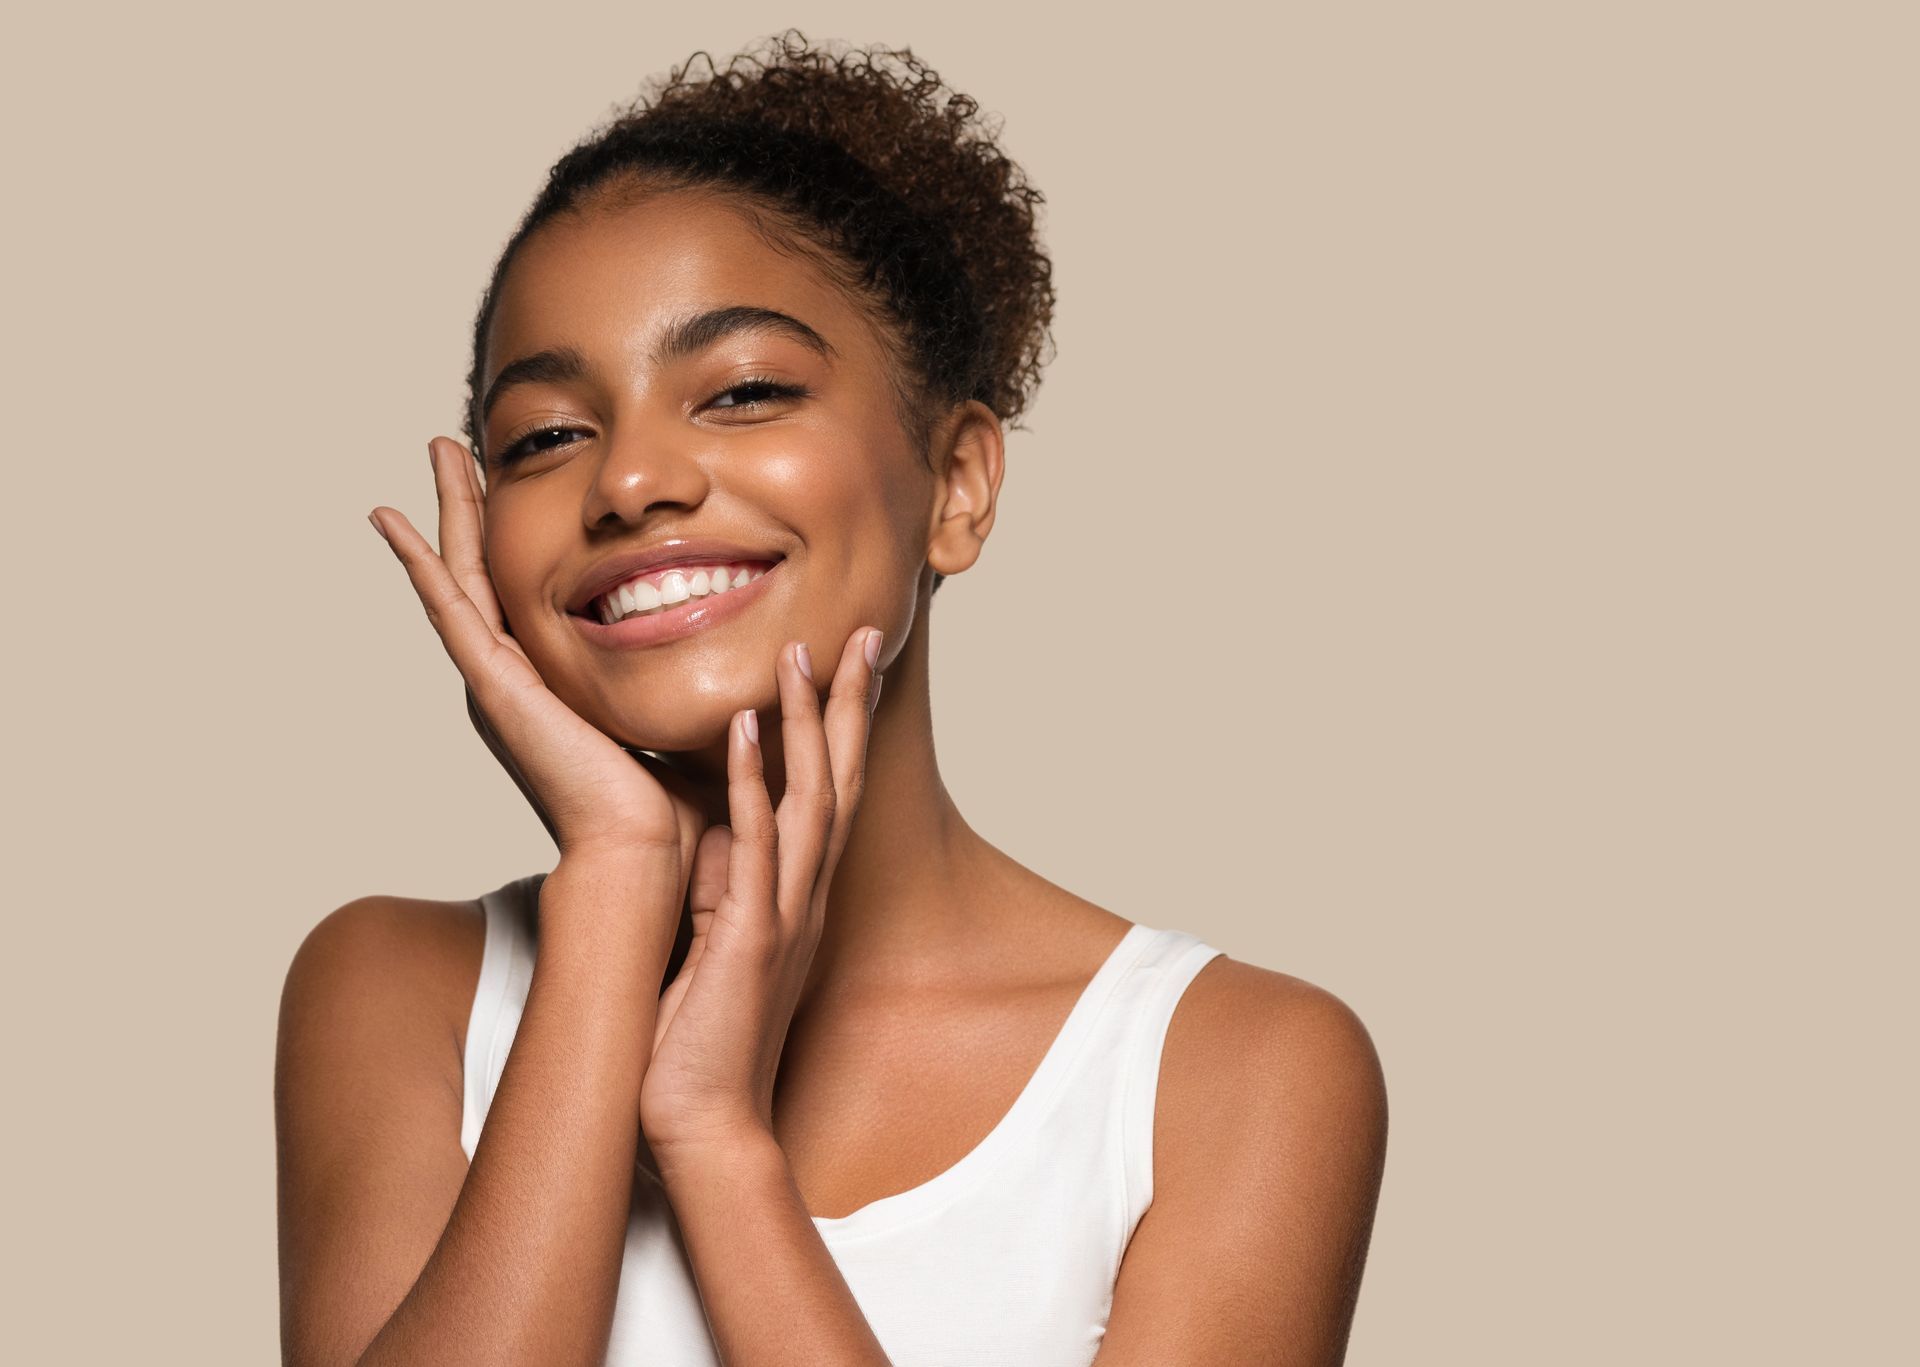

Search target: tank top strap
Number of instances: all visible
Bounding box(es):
[1113,927,1227,1227]
[459,871,544,1160]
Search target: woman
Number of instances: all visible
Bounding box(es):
[276,32,1387,1367]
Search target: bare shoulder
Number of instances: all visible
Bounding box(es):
[1165,954,1388,1133]
[1099,951,1389,1361]
[275,892,490,1363]
[277,891,489,1101]
[1154,954,1388,1213]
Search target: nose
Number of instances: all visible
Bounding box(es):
[579,414,712,530]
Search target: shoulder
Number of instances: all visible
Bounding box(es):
[1100,953,1388,1358]
[1165,954,1387,1133]
[277,891,489,1099]
[1155,954,1388,1197]
[274,893,491,1363]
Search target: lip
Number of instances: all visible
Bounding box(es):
[567,539,787,616]
[569,559,784,650]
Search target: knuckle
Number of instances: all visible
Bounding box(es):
[803,783,837,819]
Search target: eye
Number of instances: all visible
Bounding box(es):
[493,424,587,469]
[706,376,810,412]
[490,378,808,467]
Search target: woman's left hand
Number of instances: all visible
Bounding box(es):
[639,626,885,1162]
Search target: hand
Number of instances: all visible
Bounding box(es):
[639,627,885,1160]
[367,437,707,874]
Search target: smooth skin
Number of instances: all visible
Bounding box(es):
[275,186,1388,1366]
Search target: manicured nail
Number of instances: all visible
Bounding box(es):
[367,510,389,543]
[863,628,882,670]
[795,641,813,680]
[742,708,759,745]
[426,438,440,472]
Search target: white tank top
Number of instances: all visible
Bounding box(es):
[460,871,1226,1366]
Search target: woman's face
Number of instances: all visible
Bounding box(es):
[476,188,935,753]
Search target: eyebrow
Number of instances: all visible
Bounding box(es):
[480,305,837,424]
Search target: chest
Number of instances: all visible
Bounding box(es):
[770,979,1091,1221]
[609,971,1139,1367]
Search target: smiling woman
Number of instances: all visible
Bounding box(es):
[276,28,1386,1367]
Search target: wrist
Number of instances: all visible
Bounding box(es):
[554,835,681,880]
[538,852,682,949]
[547,843,680,893]
[651,1122,785,1189]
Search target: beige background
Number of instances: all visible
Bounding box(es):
[6,2,1912,1361]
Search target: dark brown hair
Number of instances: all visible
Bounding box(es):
[461,31,1058,592]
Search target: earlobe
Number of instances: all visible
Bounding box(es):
[925,401,1005,580]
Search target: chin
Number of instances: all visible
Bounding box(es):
[517,639,722,748]
[601,710,733,757]
[595,674,772,756]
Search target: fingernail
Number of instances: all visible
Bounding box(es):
[367,510,389,543]
[794,641,813,680]
[863,628,882,670]
[742,708,759,745]
[870,673,884,713]
[426,439,439,472]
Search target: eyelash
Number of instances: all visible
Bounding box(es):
[492,377,812,468]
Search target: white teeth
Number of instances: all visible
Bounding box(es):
[593,562,772,624]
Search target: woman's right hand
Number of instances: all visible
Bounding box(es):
[367,436,708,877]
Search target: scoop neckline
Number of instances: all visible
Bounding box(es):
[808,920,1155,1243]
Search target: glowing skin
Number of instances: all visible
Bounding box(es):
[473,184,1016,1004]
[476,188,952,778]
[328,178,1384,1367]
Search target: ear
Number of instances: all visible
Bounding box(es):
[925,400,1006,580]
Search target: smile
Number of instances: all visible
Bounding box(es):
[568,559,783,649]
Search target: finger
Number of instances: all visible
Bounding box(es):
[725,707,780,938]
[688,823,732,921]
[368,504,524,702]
[430,437,508,635]
[820,626,882,847]
[772,640,836,925]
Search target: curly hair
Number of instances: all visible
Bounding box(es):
[460,31,1057,594]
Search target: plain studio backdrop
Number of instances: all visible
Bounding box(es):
[4,2,1911,1361]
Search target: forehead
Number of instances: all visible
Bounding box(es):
[485,190,874,381]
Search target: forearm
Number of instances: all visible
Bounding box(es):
[656,1132,893,1365]
[358,855,679,1367]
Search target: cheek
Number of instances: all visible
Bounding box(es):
[759,438,922,558]
[480,503,561,626]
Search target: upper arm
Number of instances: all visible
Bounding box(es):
[275,894,484,1367]
[1097,958,1389,1367]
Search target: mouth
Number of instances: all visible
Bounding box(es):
[568,557,785,649]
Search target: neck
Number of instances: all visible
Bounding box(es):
[650,614,1008,1006]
